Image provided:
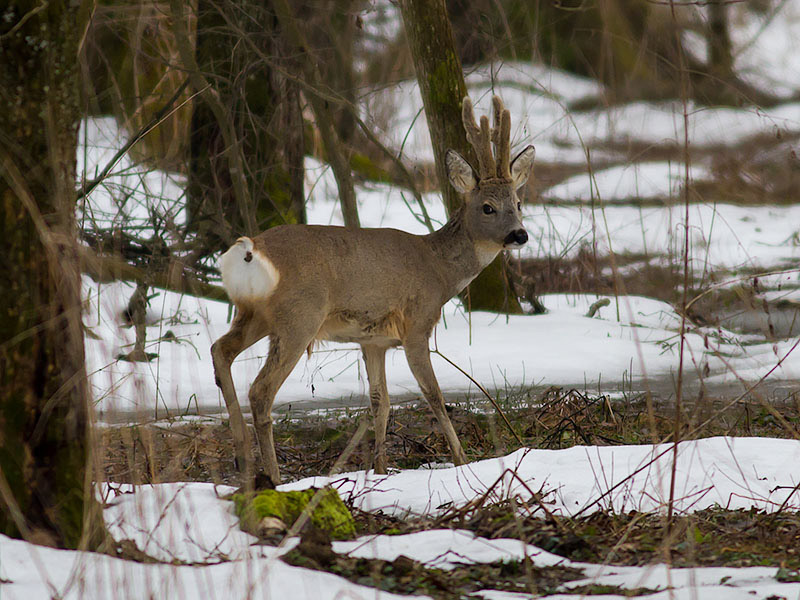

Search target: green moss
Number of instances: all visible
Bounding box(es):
[427,55,461,112]
[350,152,391,184]
[233,487,356,539]
[259,167,298,228]
[464,257,523,314]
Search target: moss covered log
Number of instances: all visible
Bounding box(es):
[234,487,356,539]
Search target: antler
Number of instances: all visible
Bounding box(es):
[461,97,495,179]
[461,96,512,181]
[492,96,511,179]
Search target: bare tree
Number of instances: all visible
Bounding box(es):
[174,0,308,256]
[272,0,362,228]
[400,0,523,313]
[0,0,106,549]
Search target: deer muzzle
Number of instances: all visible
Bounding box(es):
[504,228,528,248]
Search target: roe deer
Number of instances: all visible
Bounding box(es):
[212,96,534,483]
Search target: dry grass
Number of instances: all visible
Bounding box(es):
[100,387,800,484]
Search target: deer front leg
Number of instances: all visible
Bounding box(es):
[249,331,317,485]
[403,335,468,467]
[362,344,390,474]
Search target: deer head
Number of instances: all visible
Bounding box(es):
[445,96,535,252]
[213,94,536,484]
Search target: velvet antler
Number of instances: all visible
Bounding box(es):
[461,96,512,181]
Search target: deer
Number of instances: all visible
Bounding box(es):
[211,95,535,484]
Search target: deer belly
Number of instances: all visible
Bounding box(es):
[316,310,405,346]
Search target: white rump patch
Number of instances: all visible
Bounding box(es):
[219,237,280,303]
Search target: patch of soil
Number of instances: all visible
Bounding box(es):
[458,504,800,570]
[280,526,583,599]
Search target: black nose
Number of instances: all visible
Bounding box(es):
[505,229,528,246]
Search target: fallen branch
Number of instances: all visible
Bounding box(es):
[80,246,228,303]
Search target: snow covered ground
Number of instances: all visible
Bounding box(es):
[84,106,800,418]
[7,2,797,598]
[3,438,800,599]
[84,269,800,420]
[84,152,800,418]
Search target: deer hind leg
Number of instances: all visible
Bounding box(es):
[249,315,322,484]
[362,344,390,474]
[211,310,268,476]
[403,334,468,466]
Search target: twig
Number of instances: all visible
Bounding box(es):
[667,0,692,530]
[430,348,523,445]
[77,78,194,202]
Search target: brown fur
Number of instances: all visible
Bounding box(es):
[212,97,535,483]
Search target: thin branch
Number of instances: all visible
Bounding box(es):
[0,1,48,41]
[271,0,361,228]
[430,347,524,446]
[169,0,257,235]
[667,0,692,529]
[77,77,194,202]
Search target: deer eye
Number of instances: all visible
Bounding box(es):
[482,204,495,215]
[517,201,522,211]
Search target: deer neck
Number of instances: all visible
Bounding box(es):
[424,206,501,297]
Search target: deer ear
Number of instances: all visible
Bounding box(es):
[446,149,477,194]
[510,145,535,189]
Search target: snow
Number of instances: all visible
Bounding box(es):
[85,274,768,418]
[81,128,800,418]
[102,482,272,563]
[542,161,712,203]
[333,529,567,570]
[5,439,800,599]
[0,533,413,600]
[282,437,800,518]
[24,2,799,597]
[363,77,800,166]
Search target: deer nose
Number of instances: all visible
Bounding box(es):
[505,229,528,246]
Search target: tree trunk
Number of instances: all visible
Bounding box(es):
[0,0,105,549]
[273,0,361,228]
[708,1,734,80]
[399,0,522,314]
[186,0,307,255]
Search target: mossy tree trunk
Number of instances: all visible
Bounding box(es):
[187,0,306,254]
[0,0,106,549]
[399,0,522,314]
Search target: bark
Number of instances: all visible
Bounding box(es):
[183,0,307,254]
[400,0,522,313]
[0,0,105,549]
[273,0,361,228]
[708,1,734,80]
